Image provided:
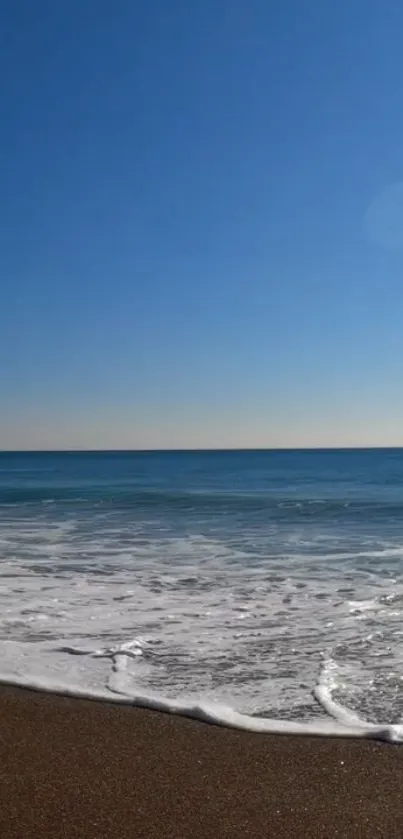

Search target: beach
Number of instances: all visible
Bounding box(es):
[0,686,402,838]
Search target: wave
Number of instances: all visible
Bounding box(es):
[1,485,403,517]
[0,656,401,743]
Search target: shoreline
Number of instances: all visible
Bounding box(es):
[0,673,399,742]
[0,685,402,838]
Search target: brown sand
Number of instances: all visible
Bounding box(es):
[0,686,402,838]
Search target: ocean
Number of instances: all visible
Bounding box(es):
[1,448,403,740]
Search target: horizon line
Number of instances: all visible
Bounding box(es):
[1,446,403,454]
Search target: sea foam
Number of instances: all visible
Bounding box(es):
[3,450,403,742]
[0,654,402,743]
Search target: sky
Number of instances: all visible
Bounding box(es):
[1,0,403,450]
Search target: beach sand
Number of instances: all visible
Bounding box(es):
[0,686,402,838]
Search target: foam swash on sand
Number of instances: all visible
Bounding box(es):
[2,449,403,742]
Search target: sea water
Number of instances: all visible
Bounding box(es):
[1,448,403,741]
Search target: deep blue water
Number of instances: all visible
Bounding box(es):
[2,449,403,546]
[2,446,403,502]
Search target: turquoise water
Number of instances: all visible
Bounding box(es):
[1,448,403,728]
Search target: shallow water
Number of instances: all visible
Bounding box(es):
[2,449,403,740]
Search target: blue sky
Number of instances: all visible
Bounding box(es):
[1,0,403,449]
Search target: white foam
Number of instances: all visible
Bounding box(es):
[314,659,403,742]
[2,512,403,738]
[0,656,401,743]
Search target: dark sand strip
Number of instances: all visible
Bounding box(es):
[0,686,402,838]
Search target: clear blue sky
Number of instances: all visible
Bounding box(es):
[1,0,403,449]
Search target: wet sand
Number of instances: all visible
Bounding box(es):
[0,685,402,838]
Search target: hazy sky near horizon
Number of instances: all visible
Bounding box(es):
[2,0,403,450]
